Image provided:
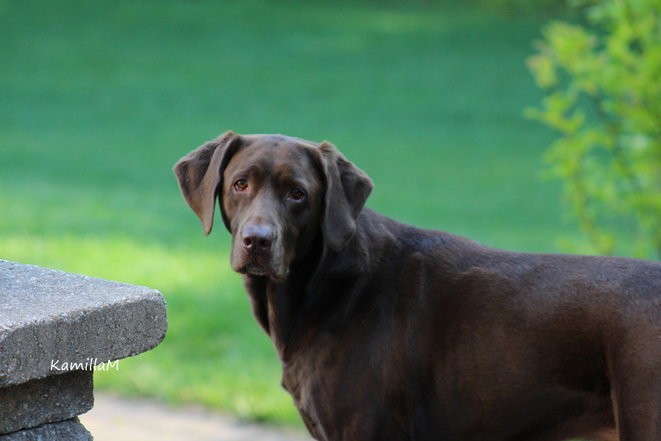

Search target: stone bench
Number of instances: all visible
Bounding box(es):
[0,260,167,440]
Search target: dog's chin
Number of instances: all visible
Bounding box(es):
[235,261,288,282]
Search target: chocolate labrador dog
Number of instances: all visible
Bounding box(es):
[174,131,660,441]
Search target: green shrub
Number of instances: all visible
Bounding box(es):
[528,0,661,258]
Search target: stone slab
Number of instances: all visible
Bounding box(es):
[0,370,93,434]
[0,260,167,386]
[0,418,92,441]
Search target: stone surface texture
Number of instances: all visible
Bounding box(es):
[0,371,93,434]
[0,418,92,441]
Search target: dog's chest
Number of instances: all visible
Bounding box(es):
[281,333,352,413]
[281,342,347,440]
[282,361,378,441]
[280,327,414,440]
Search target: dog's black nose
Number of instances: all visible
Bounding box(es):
[241,225,273,252]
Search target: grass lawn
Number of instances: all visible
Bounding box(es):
[0,0,578,426]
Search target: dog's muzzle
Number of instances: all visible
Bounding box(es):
[233,223,288,280]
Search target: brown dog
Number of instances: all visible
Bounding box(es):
[174,131,660,441]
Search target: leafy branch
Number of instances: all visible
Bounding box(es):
[528,0,661,259]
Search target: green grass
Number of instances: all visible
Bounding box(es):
[0,0,578,426]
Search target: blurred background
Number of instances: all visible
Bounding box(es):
[3,0,656,430]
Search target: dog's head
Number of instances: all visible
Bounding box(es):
[174,131,373,281]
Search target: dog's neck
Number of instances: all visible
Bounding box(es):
[242,224,373,363]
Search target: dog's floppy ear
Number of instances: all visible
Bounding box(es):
[318,141,373,251]
[173,131,242,235]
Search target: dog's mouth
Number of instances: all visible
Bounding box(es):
[236,259,288,282]
[240,262,270,277]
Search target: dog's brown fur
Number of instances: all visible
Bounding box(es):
[175,131,660,441]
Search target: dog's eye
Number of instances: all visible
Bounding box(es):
[233,179,248,192]
[289,187,306,201]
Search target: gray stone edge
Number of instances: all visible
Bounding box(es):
[0,293,167,386]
